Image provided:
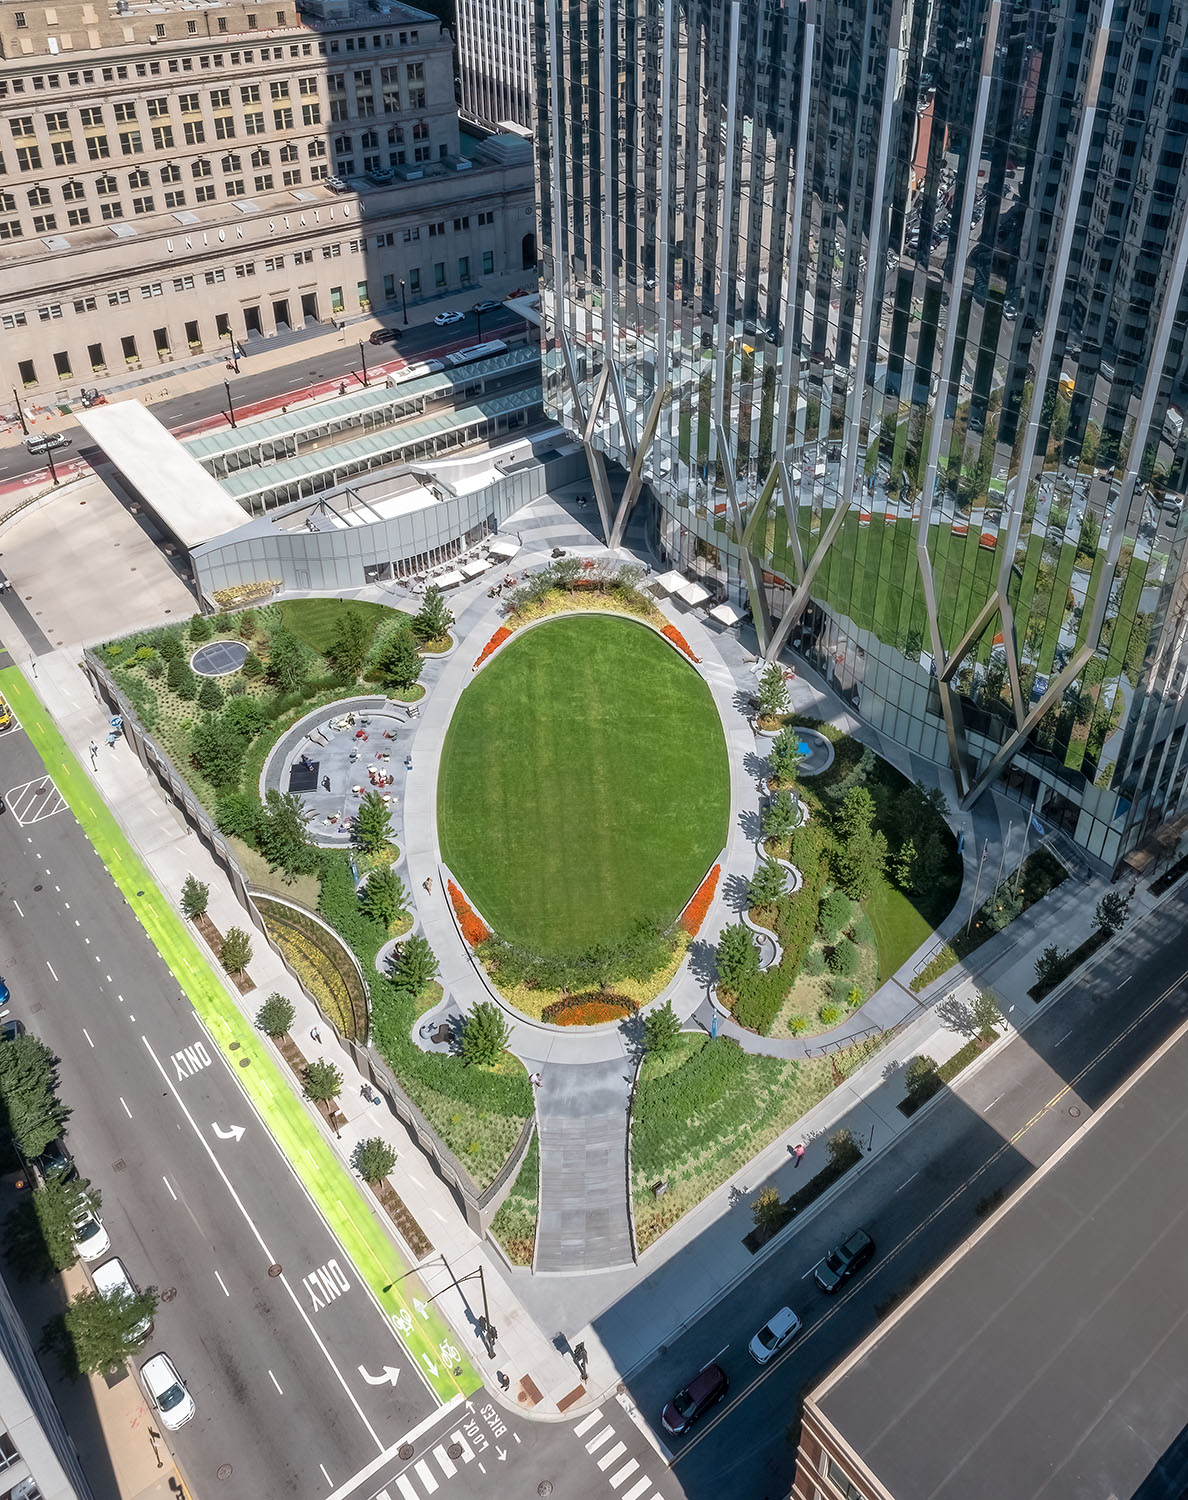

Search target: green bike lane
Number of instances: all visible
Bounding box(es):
[0,662,482,1408]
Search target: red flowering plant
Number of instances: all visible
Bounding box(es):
[680,863,721,936]
[448,879,491,946]
[661,623,700,663]
[473,625,512,671]
[541,994,639,1026]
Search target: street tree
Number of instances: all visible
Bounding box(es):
[826,1127,862,1168]
[762,789,801,842]
[352,1137,397,1183]
[1093,890,1130,937]
[328,611,371,683]
[643,999,682,1059]
[180,874,209,921]
[254,993,295,1037]
[43,1285,160,1377]
[220,926,253,976]
[0,1036,67,1158]
[359,867,407,928]
[354,790,394,853]
[970,988,1003,1035]
[412,585,454,644]
[266,627,308,693]
[756,663,790,720]
[3,1175,95,1280]
[903,1055,941,1106]
[459,1001,510,1066]
[375,629,423,692]
[389,934,439,994]
[303,1059,344,1104]
[715,922,760,995]
[751,1185,784,1233]
[1034,944,1067,987]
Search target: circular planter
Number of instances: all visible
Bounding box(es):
[191,639,249,677]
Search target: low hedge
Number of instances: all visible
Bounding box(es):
[742,1134,863,1251]
[1027,926,1110,1000]
[540,994,638,1026]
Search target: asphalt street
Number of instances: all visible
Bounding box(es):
[620,883,1188,1500]
[0,720,443,1498]
[0,304,528,487]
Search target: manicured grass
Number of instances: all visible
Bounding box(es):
[865,881,935,983]
[0,665,478,1403]
[279,597,393,655]
[438,616,729,955]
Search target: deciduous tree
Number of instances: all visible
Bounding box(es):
[220,926,253,975]
[352,1137,397,1183]
[180,874,209,921]
[254,993,295,1037]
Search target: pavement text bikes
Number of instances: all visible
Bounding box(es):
[573,1408,667,1500]
[5,776,66,825]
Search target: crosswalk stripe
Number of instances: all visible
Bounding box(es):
[413,1459,438,1494]
[574,1410,604,1437]
[597,1442,628,1472]
[394,1478,419,1500]
[375,1491,392,1500]
[585,1425,616,1454]
[621,1478,652,1500]
[432,1446,457,1479]
[449,1431,475,1462]
[609,1459,640,1488]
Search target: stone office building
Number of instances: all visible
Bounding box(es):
[0,0,535,396]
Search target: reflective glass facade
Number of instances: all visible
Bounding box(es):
[535,0,1188,866]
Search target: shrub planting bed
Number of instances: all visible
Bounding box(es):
[255,896,368,1041]
[489,1131,539,1266]
[741,1133,863,1251]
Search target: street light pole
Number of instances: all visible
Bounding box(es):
[358,340,369,388]
[11,387,28,436]
[400,278,408,325]
[224,379,237,429]
[44,443,59,488]
[423,1262,497,1359]
[474,308,483,344]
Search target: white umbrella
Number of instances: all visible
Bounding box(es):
[653,569,686,594]
[488,537,519,559]
[436,569,465,588]
[461,558,491,578]
[678,580,711,606]
[709,602,742,626]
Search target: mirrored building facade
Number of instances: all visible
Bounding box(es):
[534,0,1188,867]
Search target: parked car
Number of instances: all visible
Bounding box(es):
[814,1228,876,1294]
[471,299,502,314]
[660,1362,728,1435]
[92,1258,153,1342]
[25,432,71,455]
[140,1353,196,1429]
[434,309,465,326]
[1155,493,1183,514]
[748,1305,802,1363]
[34,1138,76,1184]
[368,327,402,345]
[0,1018,24,1043]
[72,1205,111,1263]
[0,976,9,1006]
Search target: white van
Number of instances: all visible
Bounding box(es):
[91,1258,153,1342]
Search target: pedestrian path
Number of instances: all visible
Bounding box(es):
[573,1405,669,1500]
[382,1426,479,1500]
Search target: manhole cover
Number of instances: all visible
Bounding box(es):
[229,1041,240,1051]
[217,1464,233,1481]
[538,1484,554,1497]
[112,1159,126,1173]
[268,1264,283,1278]
[239,1057,251,1068]
[398,1444,414,1461]
[1069,1105,1081,1117]
[447,1443,462,1461]
[33,885,42,892]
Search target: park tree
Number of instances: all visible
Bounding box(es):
[747,858,787,909]
[328,611,371,683]
[375,629,423,692]
[1093,890,1130,937]
[188,613,212,643]
[1034,944,1067,987]
[180,874,209,921]
[756,663,790,720]
[893,838,918,891]
[220,926,253,976]
[241,650,264,680]
[254,993,295,1037]
[214,789,265,844]
[412,585,454,644]
[3,1175,96,1280]
[768,727,803,784]
[190,714,246,789]
[259,789,318,881]
[352,1137,397,1183]
[266,628,308,693]
[303,1059,344,1104]
[833,825,888,902]
[911,829,948,894]
[222,694,267,739]
[762,789,801,842]
[459,1001,510,1066]
[715,922,760,995]
[354,790,394,853]
[237,608,258,640]
[828,938,859,976]
[359,867,407,928]
[166,657,197,701]
[0,1036,67,1158]
[818,890,853,942]
[389,934,438,994]
[835,786,877,843]
[643,999,682,1059]
[197,678,223,712]
[43,1286,160,1377]
[157,632,183,663]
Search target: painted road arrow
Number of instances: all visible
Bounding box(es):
[496,1448,507,1462]
[421,1354,439,1377]
[414,1298,430,1320]
[358,1365,402,1387]
[211,1122,246,1141]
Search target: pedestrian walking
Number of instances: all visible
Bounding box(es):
[422,876,433,894]
[530,1070,543,1088]
[792,1142,806,1168]
[321,774,331,791]
[572,1341,588,1381]
[310,1026,322,1044]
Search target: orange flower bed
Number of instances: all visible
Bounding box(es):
[473,625,512,671]
[447,879,491,946]
[541,994,639,1026]
[680,862,721,936]
[661,623,700,663]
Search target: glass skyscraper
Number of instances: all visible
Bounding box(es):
[534,0,1188,866]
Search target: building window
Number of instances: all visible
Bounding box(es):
[322,243,341,258]
[281,168,301,186]
[218,16,227,30]
[160,163,181,184]
[51,139,76,166]
[86,135,110,160]
[15,146,41,171]
[88,341,105,369]
[155,22,166,37]
[434,261,445,287]
[113,101,136,122]
[244,112,265,136]
[27,185,50,206]
[330,285,344,313]
[301,103,322,126]
[107,288,130,305]
[17,359,35,385]
[131,195,154,214]
[215,118,236,140]
[194,183,216,202]
[428,220,444,237]
[482,250,494,275]
[61,181,84,201]
[188,19,197,33]
[234,262,255,277]
[173,275,195,292]
[184,120,206,144]
[241,84,261,103]
[413,145,430,163]
[0,312,27,329]
[308,140,326,159]
[453,216,469,232]
[204,268,226,284]
[253,174,273,191]
[100,202,124,220]
[32,214,56,232]
[37,303,63,320]
[95,174,117,195]
[152,125,174,150]
[121,335,138,361]
[146,96,168,118]
[119,130,143,156]
[67,206,91,225]
[127,169,149,189]
[477,210,494,226]
[140,283,163,298]
[192,159,212,179]
[164,189,185,208]
[13,12,26,27]
[224,178,244,196]
[293,248,313,264]
[54,350,72,377]
[409,267,420,293]
[273,107,293,131]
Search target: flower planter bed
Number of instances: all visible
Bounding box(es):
[256,896,369,1042]
[680,863,721,936]
[473,626,512,671]
[447,879,491,947]
[540,994,639,1026]
[190,911,255,995]
[661,623,699,663]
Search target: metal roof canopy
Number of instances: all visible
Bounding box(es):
[184,347,539,465]
[218,387,543,505]
[76,400,247,551]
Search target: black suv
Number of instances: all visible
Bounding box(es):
[814,1228,875,1293]
[661,1363,728,1435]
[369,327,402,345]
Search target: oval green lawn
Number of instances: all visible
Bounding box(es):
[438,615,729,956]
